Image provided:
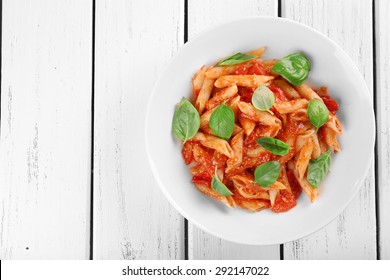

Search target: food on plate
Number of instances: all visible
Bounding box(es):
[172,48,342,213]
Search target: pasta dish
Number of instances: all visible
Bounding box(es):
[172,48,342,213]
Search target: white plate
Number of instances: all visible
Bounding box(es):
[145,17,375,245]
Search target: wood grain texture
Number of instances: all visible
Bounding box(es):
[188,0,280,260]
[0,0,92,259]
[93,0,184,259]
[376,0,390,260]
[283,0,376,259]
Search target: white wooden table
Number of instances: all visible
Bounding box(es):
[0,0,388,260]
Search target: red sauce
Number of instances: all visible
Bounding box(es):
[321,96,339,115]
[237,86,254,103]
[268,84,288,102]
[182,141,194,165]
[192,171,212,186]
[272,171,302,212]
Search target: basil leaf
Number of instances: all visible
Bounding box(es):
[254,161,281,187]
[211,172,233,196]
[217,52,257,66]
[307,99,329,132]
[209,103,235,140]
[172,97,200,142]
[307,150,331,188]
[272,53,311,86]
[252,85,275,114]
[257,137,290,156]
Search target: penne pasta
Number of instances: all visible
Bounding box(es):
[238,101,282,127]
[321,126,340,152]
[273,98,309,114]
[192,66,207,97]
[195,76,215,114]
[325,113,343,135]
[273,78,301,99]
[226,131,244,173]
[205,65,239,79]
[295,84,321,100]
[205,85,238,111]
[238,115,256,135]
[246,47,266,58]
[294,139,314,179]
[214,75,274,88]
[287,161,318,202]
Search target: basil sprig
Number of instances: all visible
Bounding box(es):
[252,85,275,114]
[307,99,329,132]
[172,97,200,142]
[272,53,311,86]
[254,161,281,187]
[307,150,331,188]
[257,137,290,156]
[209,103,235,140]
[211,169,232,196]
[217,52,257,66]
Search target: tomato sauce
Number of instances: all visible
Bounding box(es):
[272,171,302,212]
[321,96,339,115]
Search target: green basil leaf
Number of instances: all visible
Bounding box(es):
[217,52,257,66]
[211,172,233,197]
[209,103,235,140]
[254,161,281,187]
[307,150,331,188]
[172,97,200,142]
[256,137,290,156]
[307,99,329,132]
[252,85,275,113]
[272,53,311,86]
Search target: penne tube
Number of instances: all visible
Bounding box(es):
[195,76,215,114]
[325,113,343,135]
[238,115,256,136]
[311,132,322,159]
[295,84,321,100]
[230,175,270,200]
[290,108,309,122]
[193,182,235,208]
[269,189,279,207]
[273,78,301,99]
[322,126,340,152]
[294,139,314,179]
[261,59,279,74]
[273,98,309,114]
[278,164,292,194]
[226,131,244,173]
[238,101,282,127]
[246,47,266,58]
[295,129,315,152]
[287,161,318,202]
[192,66,206,97]
[194,132,234,158]
[245,146,269,157]
[205,85,238,110]
[214,75,274,88]
[205,65,240,79]
[200,107,217,128]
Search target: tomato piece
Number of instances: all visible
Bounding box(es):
[237,86,254,103]
[182,141,194,165]
[271,190,297,213]
[268,85,288,102]
[287,170,302,199]
[192,171,212,186]
[247,62,268,75]
[321,97,339,115]
[234,65,249,75]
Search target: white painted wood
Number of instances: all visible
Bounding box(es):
[93,0,184,259]
[376,0,390,260]
[0,0,92,259]
[283,0,376,259]
[188,0,280,260]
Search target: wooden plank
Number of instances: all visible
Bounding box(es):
[376,0,390,260]
[283,0,376,259]
[93,0,184,259]
[188,0,280,260]
[0,0,92,259]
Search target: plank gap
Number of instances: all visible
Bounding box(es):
[372,0,380,260]
[184,0,189,261]
[90,0,96,260]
